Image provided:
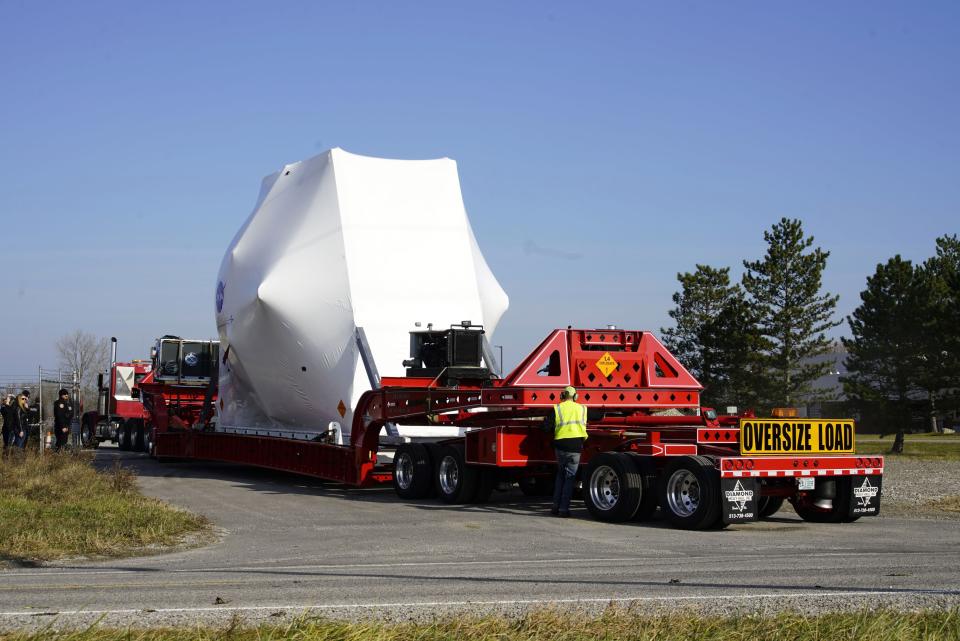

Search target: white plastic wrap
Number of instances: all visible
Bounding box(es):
[215,148,508,442]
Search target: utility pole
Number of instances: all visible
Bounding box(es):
[38,365,44,454]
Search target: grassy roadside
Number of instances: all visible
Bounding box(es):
[2,609,958,641]
[857,435,960,461]
[0,450,210,564]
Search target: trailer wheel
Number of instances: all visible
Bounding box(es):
[791,477,854,523]
[117,422,131,451]
[626,454,659,521]
[393,443,434,499]
[758,496,785,519]
[436,445,479,504]
[658,456,722,530]
[583,452,643,522]
[80,420,96,449]
[144,427,155,457]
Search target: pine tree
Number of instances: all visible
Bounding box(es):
[915,235,960,428]
[841,256,923,434]
[742,218,840,407]
[661,265,762,408]
[702,295,766,410]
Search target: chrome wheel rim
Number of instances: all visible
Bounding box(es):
[666,469,700,517]
[395,452,414,490]
[589,465,620,511]
[439,455,460,495]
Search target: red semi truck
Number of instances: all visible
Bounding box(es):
[127,326,883,530]
[82,336,219,453]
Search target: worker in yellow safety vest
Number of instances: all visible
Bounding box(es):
[543,386,588,517]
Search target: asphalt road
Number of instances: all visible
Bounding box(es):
[1,446,959,628]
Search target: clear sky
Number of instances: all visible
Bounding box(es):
[1,2,957,377]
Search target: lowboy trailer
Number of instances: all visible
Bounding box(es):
[146,326,883,530]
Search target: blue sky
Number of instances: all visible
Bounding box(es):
[1,2,957,375]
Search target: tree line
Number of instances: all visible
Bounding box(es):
[661,218,958,432]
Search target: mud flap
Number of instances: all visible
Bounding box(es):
[721,477,758,524]
[848,475,882,517]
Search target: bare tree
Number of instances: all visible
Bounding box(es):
[56,330,110,409]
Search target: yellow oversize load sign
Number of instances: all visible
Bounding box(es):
[739,419,855,455]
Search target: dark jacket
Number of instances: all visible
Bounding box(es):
[53,398,74,429]
[6,403,26,434]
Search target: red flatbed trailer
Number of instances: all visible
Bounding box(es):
[150,328,883,530]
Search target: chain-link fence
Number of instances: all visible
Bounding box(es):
[1,368,81,452]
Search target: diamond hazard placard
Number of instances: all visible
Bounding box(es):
[337,400,347,418]
[595,352,618,378]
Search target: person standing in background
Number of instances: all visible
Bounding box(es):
[1,395,13,449]
[53,389,74,452]
[9,394,30,449]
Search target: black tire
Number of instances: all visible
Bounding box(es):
[583,452,644,522]
[144,426,155,456]
[133,421,145,452]
[393,443,434,499]
[117,422,131,451]
[626,454,659,521]
[80,422,95,449]
[791,477,855,523]
[758,495,785,519]
[657,456,723,530]
[518,475,553,497]
[435,444,479,504]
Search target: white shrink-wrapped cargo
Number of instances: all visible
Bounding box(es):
[215,148,508,442]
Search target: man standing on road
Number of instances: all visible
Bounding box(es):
[53,389,74,452]
[543,386,588,517]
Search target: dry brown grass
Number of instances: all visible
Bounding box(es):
[929,495,960,513]
[2,608,959,641]
[0,449,209,563]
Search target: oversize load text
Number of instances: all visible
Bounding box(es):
[739,420,854,454]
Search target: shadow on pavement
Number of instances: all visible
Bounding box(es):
[94,446,804,529]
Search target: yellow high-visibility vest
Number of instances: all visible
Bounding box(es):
[553,400,588,440]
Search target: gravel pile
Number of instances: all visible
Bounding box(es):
[881,456,960,506]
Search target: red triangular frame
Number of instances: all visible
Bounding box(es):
[638,333,702,389]
[504,330,572,387]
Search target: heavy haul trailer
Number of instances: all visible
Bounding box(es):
[153,326,884,530]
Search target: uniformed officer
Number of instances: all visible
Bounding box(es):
[544,386,589,517]
[53,389,74,452]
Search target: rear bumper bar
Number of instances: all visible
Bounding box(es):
[719,455,884,479]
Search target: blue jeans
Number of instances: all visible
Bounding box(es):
[553,449,581,513]
[13,430,27,449]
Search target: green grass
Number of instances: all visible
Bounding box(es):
[3,609,959,641]
[856,438,960,460]
[0,450,210,563]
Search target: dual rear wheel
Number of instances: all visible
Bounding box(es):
[581,453,723,529]
[392,443,494,504]
[791,477,860,523]
[583,452,657,522]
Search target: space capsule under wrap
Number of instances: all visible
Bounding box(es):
[215,148,509,442]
